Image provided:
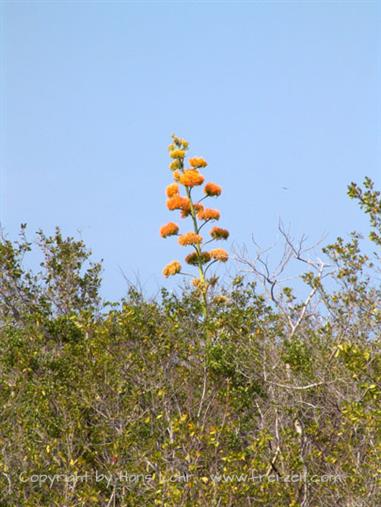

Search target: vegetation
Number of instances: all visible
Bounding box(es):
[0,145,380,505]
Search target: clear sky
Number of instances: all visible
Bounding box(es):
[1,1,380,301]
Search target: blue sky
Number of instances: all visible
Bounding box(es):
[1,1,380,300]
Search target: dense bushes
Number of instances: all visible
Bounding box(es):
[0,180,380,506]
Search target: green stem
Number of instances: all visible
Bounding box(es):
[184,185,208,318]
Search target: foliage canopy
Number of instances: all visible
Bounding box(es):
[0,179,380,506]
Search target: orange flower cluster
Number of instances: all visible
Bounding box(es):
[178,232,202,246]
[166,195,190,211]
[166,183,179,198]
[160,222,179,238]
[162,260,182,277]
[185,251,211,265]
[160,135,230,292]
[209,248,229,262]
[189,157,208,168]
[179,170,205,188]
[192,278,209,291]
[172,170,181,181]
[210,226,229,240]
[197,208,220,221]
[204,182,222,197]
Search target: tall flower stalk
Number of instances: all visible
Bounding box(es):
[161,135,229,317]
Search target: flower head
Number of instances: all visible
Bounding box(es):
[171,135,189,149]
[209,248,229,262]
[192,278,209,292]
[173,170,181,182]
[197,208,220,221]
[179,170,205,187]
[160,222,179,238]
[169,159,181,170]
[162,260,182,277]
[178,232,203,246]
[169,149,186,159]
[210,226,229,240]
[166,183,179,198]
[204,182,222,197]
[185,251,211,265]
[166,195,190,211]
[189,157,208,168]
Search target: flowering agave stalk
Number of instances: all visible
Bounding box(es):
[160,135,229,316]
